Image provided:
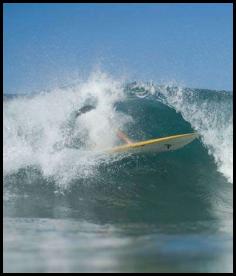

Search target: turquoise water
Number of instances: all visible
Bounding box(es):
[3,76,233,272]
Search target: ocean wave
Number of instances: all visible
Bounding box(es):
[3,72,233,189]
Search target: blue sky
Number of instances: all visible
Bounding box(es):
[4,3,233,93]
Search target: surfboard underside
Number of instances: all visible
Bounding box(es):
[108,133,199,154]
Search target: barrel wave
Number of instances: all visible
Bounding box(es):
[3,72,233,272]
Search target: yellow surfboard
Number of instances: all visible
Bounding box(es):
[108,132,199,154]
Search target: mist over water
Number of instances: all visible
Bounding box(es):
[3,71,233,272]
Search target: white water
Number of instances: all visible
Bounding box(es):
[3,71,132,187]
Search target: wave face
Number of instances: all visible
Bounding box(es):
[3,72,233,272]
[126,82,233,184]
[3,73,233,186]
[3,73,233,219]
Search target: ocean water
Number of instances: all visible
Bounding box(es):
[3,72,233,272]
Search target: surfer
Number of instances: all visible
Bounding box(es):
[74,105,133,145]
[53,104,133,151]
[74,104,95,118]
[116,129,133,144]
